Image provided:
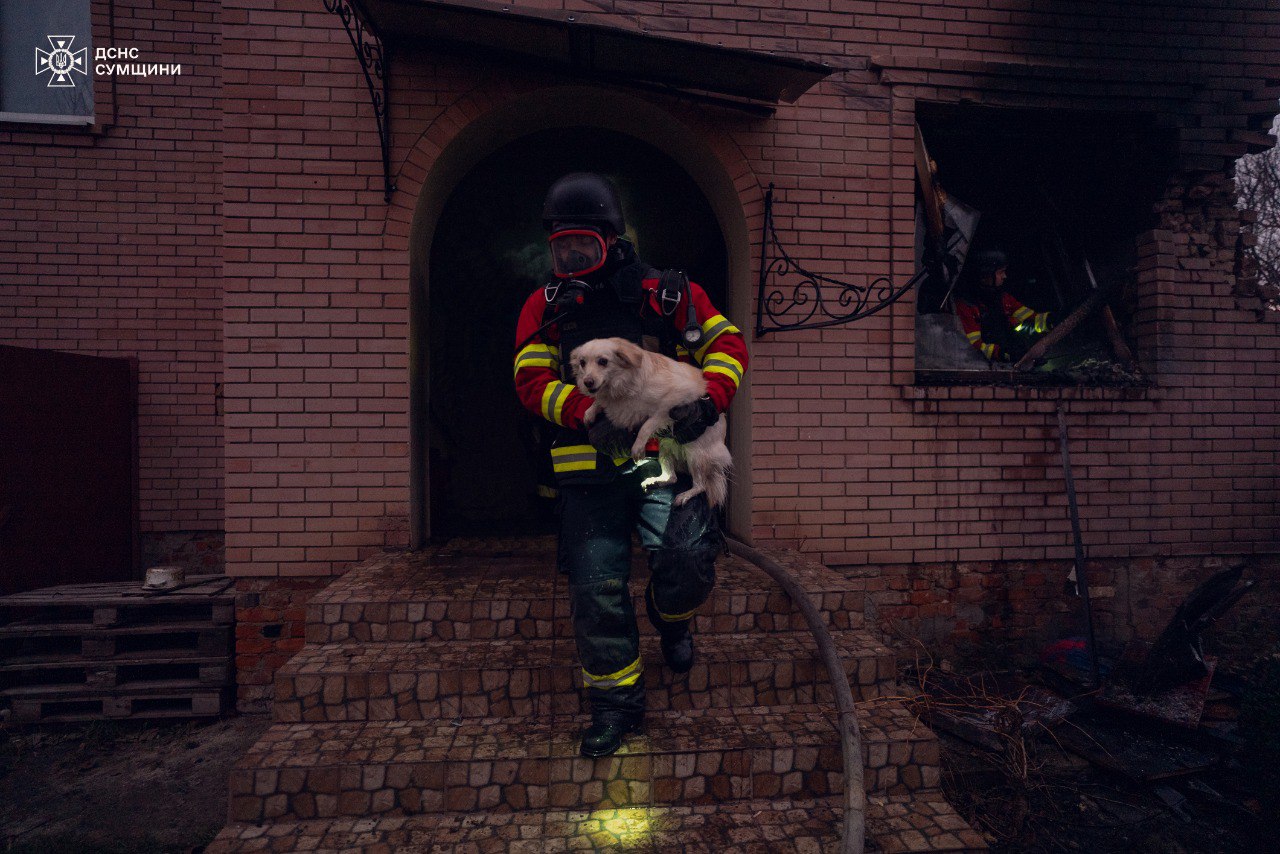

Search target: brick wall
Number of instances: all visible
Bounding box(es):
[3,1,1278,701]
[220,0,414,581]
[233,576,329,712]
[0,0,224,544]
[215,0,1279,584]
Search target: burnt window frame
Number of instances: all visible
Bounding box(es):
[872,59,1198,404]
[909,102,1173,391]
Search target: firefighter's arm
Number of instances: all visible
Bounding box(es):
[1003,293,1050,334]
[512,293,592,430]
[681,282,748,412]
[955,300,999,360]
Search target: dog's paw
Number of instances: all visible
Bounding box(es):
[583,404,600,426]
[641,472,677,491]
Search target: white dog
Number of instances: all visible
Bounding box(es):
[570,337,732,508]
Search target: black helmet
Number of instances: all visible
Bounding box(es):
[971,249,1008,278]
[542,172,626,236]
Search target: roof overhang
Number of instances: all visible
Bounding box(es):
[352,0,836,115]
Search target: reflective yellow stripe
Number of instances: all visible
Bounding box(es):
[515,359,556,379]
[693,314,740,362]
[648,584,697,622]
[1034,312,1050,333]
[536,485,559,498]
[981,343,996,359]
[582,656,643,689]
[1012,306,1034,321]
[514,343,560,378]
[514,354,556,375]
[551,444,597,472]
[551,444,595,456]
[965,331,981,342]
[703,352,743,386]
[541,381,574,426]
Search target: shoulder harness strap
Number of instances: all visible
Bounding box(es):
[656,268,687,317]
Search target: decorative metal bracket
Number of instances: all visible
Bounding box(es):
[755,184,930,337]
[324,0,394,202]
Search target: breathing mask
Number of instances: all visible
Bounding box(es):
[549,227,609,280]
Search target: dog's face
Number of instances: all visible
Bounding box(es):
[570,338,637,397]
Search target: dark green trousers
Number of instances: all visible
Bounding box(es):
[557,467,722,722]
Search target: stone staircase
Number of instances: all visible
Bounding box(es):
[208,538,986,853]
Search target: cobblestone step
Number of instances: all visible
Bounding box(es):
[208,791,987,852]
[228,702,940,824]
[272,630,898,723]
[305,546,865,644]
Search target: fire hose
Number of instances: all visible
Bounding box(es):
[725,537,866,854]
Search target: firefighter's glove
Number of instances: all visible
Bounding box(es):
[669,395,718,444]
[587,412,639,459]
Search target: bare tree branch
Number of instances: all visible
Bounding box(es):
[1235,114,1280,309]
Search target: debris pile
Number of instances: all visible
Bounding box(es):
[902,569,1276,852]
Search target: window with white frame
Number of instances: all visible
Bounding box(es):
[0,0,94,125]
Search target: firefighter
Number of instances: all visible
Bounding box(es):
[513,173,748,757]
[953,249,1051,363]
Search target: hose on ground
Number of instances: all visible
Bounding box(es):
[725,537,866,854]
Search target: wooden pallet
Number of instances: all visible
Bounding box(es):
[0,621,232,662]
[0,575,235,628]
[0,575,237,724]
[1,656,231,693]
[6,686,234,724]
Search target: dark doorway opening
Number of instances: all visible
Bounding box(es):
[427,127,728,537]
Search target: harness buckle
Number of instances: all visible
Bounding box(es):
[658,270,685,317]
[544,281,560,305]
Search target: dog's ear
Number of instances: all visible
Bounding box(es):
[613,340,638,369]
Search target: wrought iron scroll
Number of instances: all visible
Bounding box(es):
[755,184,928,337]
[324,0,394,202]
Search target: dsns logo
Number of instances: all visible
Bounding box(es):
[35,36,88,88]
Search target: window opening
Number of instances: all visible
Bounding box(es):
[0,1,94,125]
[1234,111,1280,312]
[914,105,1173,385]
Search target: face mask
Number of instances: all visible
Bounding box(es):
[549,228,607,279]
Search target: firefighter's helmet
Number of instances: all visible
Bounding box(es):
[543,173,627,279]
[971,249,1009,278]
[542,172,626,236]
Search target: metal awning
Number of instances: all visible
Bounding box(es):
[354,0,835,112]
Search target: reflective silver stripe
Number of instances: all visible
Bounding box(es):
[702,319,732,340]
[543,382,570,423]
[695,319,737,360]
[704,356,743,382]
[582,657,643,689]
[516,351,557,368]
[551,452,597,470]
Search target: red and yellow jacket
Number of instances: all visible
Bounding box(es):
[954,292,1050,361]
[513,279,747,478]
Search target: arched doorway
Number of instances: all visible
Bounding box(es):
[426,128,728,536]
